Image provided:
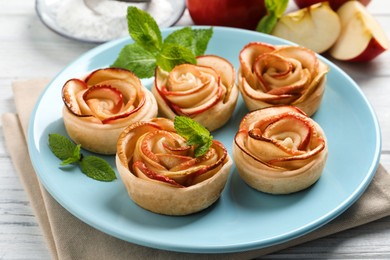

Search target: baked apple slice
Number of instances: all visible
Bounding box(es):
[152,55,239,132]
[62,68,157,154]
[238,42,329,116]
[233,106,328,194]
[116,117,232,215]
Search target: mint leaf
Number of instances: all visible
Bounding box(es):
[163,27,213,57]
[156,43,196,72]
[60,144,81,166]
[80,156,117,182]
[256,0,288,34]
[111,43,156,78]
[163,27,194,50]
[191,28,213,56]
[174,116,213,157]
[127,6,162,54]
[112,7,213,78]
[48,133,116,182]
[195,139,213,158]
[48,133,77,161]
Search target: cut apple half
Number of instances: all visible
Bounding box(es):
[329,1,389,62]
[293,0,371,11]
[271,2,341,54]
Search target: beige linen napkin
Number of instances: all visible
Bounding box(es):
[3,79,390,259]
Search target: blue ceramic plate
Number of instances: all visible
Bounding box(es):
[28,27,381,253]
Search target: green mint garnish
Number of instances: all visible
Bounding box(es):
[126,6,162,55]
[113,43,157,78]
[256,0,288,34]
[79,156,116,182]
[174,116,213,158]
[163,27,214,57]
[156,43,197,72]
[111,6,213,78]
[48,134,116,182]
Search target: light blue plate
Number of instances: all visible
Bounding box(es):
[28,27,381,253]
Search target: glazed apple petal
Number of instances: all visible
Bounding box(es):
[135,130,189,170]
[133,161,184,188]
[164,75,220,109]
[235,106,325,170]
[273,46,319,75]
[292,61,329,105]
[268,140,325,169]
[155,62,224,116]
[62,78,89,116]
[179,87,223,115]
[166,64,204,92]
[241,77,299,104]
[84,67,135,85]
[117,120,165,163]
[239,42,276,87]
[196,55,236,102]
[83,85,123,121]
[256,113,312,149]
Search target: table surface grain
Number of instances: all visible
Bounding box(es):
[1,0,390,259]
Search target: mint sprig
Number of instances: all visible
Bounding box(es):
[111,6,213,78]
[48,134,116,182]
[174,116,213,158]
[256,0,289,34]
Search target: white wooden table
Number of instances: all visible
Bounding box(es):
[1,0,390,258]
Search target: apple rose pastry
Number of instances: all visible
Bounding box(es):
[152,55,239,132]
[233,106,328,194]
[62,68,157,155]
[116,117,232,215]
[238,42,329,116]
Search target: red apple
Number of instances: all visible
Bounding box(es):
[186,0,266,30]
[271,2,341,53]
[293,0,371,11]
[329,1,389,62]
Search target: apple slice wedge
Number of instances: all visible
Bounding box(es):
[329,1,389,62]
[271,2,341,54]
[293,0,371,11]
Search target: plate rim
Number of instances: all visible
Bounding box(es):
[27,26,382,253]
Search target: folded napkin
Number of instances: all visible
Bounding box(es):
[3,79,390,259]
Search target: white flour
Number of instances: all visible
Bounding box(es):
[46,0,174,42]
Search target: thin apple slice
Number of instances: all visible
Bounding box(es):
[271,2,341,54]
[329,1,389,62]
[83,85,123,121]
[62,79,89,116]
[293,0,371,11]
[196,55,236,101]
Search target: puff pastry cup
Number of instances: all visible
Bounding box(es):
[152,55,239,132]
[233,106,328,194]
[62,68,157,155]
[116,117,232,215]
[238,42,329,116]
